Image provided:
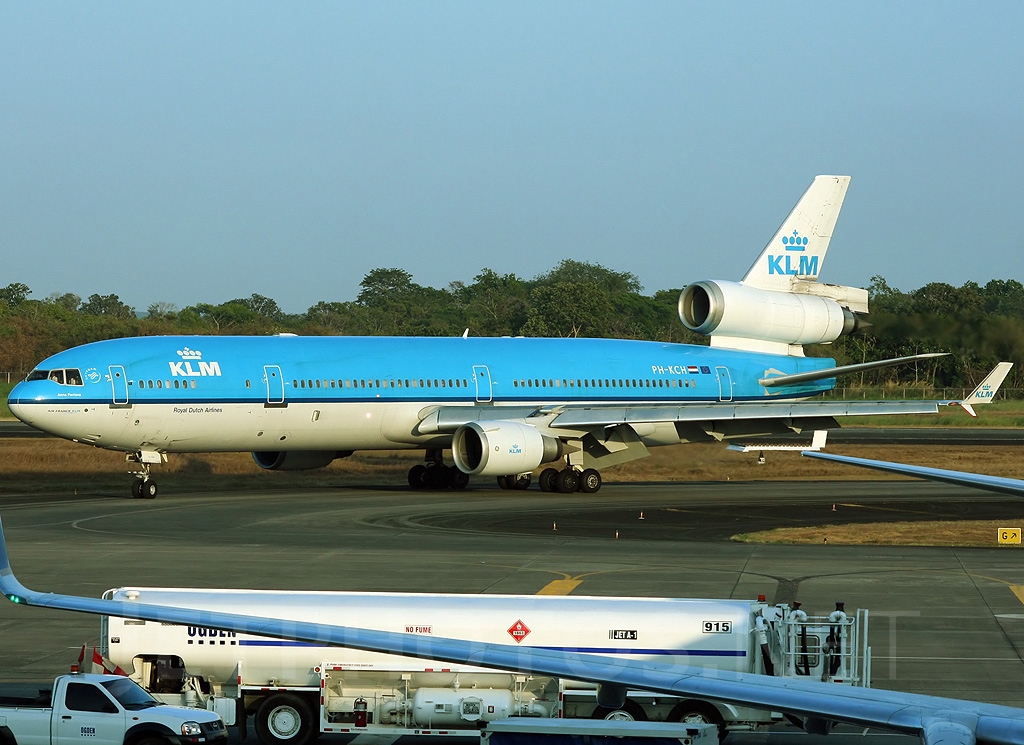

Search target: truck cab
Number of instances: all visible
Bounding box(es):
[0,673,226,745]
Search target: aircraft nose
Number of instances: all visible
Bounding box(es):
[7,382,40,427]
[7,384,30,423]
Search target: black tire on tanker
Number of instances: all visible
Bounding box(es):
[255,693,315,745]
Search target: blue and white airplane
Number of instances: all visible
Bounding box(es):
[1,516,1021,745]
[7,176,989,498]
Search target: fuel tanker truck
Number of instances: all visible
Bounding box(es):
[96,589,869,743]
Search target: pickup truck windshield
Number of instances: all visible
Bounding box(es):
[101,678,161,710]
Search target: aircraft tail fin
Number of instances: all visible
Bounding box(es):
[742,175,850,291]
[956,362,1013,417]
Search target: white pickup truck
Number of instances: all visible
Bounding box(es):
[0,673,226,745]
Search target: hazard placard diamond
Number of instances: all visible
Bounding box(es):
[507,619,531,643]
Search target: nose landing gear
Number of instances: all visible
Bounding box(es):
[131,478,158,499]
[126,451,164,499]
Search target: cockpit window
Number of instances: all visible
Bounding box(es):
[26,369,84,386]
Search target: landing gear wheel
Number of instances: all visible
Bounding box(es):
[578,468,602,493]
[140,480,158,499]
[256,693,314,745]
[556,468,579,493]
[590,699,647,721]
[423,465,450,490]
[449,468,470,490]
[408,464,427,489]
[131,480,143,499]
[513,473,531,490]
[496,475,511,490]
[538,468,559,492]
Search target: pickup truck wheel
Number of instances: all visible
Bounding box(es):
[135,737,170,745]
[256,694,314,745]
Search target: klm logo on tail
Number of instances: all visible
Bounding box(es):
[768,230,818,276]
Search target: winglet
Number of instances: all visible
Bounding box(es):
[956,362,1013,417]
[0,516,33,606]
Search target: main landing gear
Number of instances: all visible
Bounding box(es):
[408,450,470,490]
[537,466,603,494]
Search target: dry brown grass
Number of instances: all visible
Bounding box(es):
[4,439,1024,487]
[735,521,1024,547]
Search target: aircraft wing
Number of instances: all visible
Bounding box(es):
[419,400,942,433]
[418,362,1012,434]
[803,451,1024,498]
[2,517,1023,745]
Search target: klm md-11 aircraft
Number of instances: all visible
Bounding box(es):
[8,176,985,498]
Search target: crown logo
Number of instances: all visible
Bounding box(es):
[176,347,203,360]
[781,230,808,251]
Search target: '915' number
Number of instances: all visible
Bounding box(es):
[703,620,732,633]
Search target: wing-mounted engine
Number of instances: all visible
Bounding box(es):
[452,421,563,476]
[679,280,868,355]
[252,450,351,471]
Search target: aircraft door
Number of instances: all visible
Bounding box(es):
[108,365,129,405]
[716,366,733,402]
[473,365,493,403]
[264,365,285,405]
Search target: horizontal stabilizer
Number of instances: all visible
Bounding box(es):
[759,353,948,388]
[802,451,1024,498]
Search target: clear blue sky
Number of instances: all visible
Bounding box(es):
[2,2,1022,314]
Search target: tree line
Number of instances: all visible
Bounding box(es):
[1,263,1022,389]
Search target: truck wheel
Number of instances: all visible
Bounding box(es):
[590,699,647,721]
[135,737,171,745]
[256,694,314,745]
[668,700,725,737]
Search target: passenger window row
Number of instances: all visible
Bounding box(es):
[134,379,198,389]
[513,377,698,389]
[291,378,470,390]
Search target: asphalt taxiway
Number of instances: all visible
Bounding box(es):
[1,481,1022,742]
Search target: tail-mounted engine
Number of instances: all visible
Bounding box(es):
[678,280,868,355]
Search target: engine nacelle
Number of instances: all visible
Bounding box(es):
[452,421,562,476]
[251,450,349,471]
[679,280,859,347]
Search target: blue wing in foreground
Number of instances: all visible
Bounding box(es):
[802,451,1024,498]
[1,516,1022,745]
